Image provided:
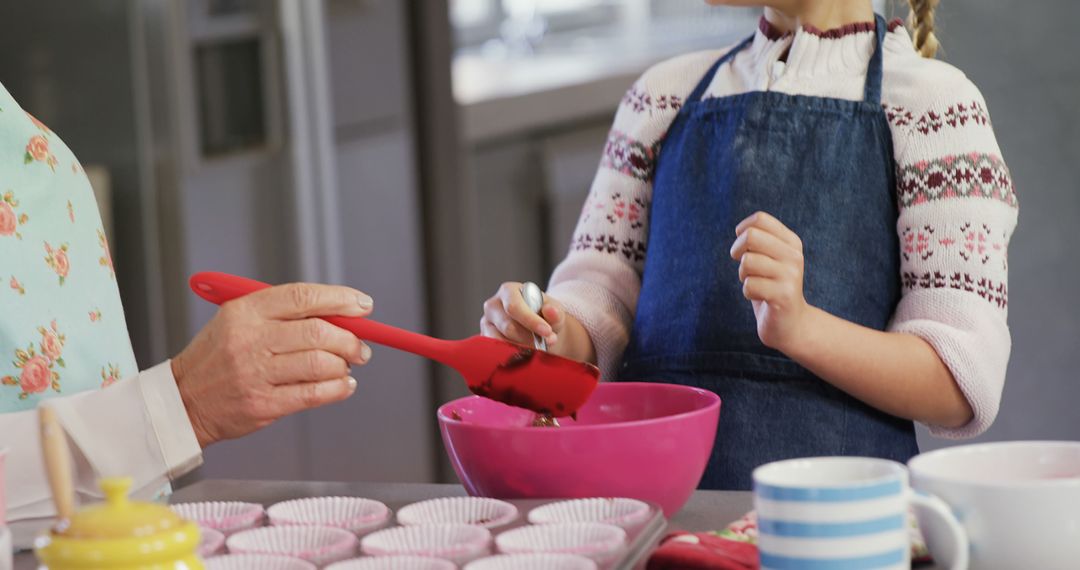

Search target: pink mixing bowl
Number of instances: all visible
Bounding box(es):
[438,382,721,516]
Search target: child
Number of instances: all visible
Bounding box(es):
[480,0,1016,490]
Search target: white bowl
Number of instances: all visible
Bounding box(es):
[361,523,492,566]
[172,501,264,535]
[325,556,457,570]
[910,441,1080,570]
[268,497,391,536]
[527,498,649,529]
[495,522,625,564]
[205,554,316,570]
[227,525,359,567]
[464,553,598,570]
[397,497,518,529]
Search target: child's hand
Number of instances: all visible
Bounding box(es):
[730,212,810,352]
[480,282,565,348]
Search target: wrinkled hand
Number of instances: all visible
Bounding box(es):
[480,282,566,348]
[172,283,374,447]
[730,212,811,352]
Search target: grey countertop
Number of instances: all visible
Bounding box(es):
[13,479,753,568]
[453,21,750,143]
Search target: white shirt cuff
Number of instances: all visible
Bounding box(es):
[138,360,203,479]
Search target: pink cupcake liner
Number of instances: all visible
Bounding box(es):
[172,501,265,535]
[268,497,392,536]
[361,523,492,566]
[205,554,317,570]
[397,497,518,529]
[325,556,458,570]
[464,553,599,570]
[199,527,227,558]
[227,525,359,567]
[495,522,626,563]
[527,498,650,529]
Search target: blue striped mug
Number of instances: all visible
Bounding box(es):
[753,457,967,570]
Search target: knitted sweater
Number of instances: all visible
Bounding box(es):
[547,18,1017,439]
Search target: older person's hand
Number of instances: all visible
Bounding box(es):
[171,282,373,447]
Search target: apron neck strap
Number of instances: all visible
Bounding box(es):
[686,35,754,104]
[862,14,888,105]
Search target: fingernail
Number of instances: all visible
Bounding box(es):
[357,294,373,311]
[359,343,372,362]
[346,377,358,392]
[548,333,559,345]
[539,324,553,337]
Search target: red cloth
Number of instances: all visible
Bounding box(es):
[647,531,759,570]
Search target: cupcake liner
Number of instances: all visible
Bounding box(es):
[527,498,650,529]
[325,556,458,570]
[269,497,392,536]
[227,525,359,567]
[464,553,599,570]
[397,497,518,529]
[172,501,265,535]
[495,522,626,563]
[205,554,317,570]
[199,527,227,558]
[361,523,492,566]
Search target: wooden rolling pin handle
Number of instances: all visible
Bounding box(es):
[38,405,76,527]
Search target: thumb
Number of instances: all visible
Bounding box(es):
[541,303,566,334]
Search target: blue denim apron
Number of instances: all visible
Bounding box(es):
[618,16,919,490]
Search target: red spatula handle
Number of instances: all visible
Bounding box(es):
[189,272,454,363]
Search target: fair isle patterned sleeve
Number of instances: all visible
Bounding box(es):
[547,49,726,378]
[883,66,1017,438]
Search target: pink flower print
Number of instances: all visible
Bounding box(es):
[9,276,25,295]
[2,338,62,399]
[0,201,15,237]
[97,229,114,278]
[67,200,75,223]
[1,191,27,239]
[89,309,102,322]
[18,356,51,395]
[44,242,71,285]
[101,363,122,388]
[24,135,58,170]
[38,322,66,367]
[26,111,51,133]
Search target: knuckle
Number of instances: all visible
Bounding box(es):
[304,319,328,345]
[300,383,323,408]
[288,284,318,311]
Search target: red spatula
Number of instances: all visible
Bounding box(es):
[189,272,600,417]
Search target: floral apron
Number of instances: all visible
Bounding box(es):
[0,81,138,412]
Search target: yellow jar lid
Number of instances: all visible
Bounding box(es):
[35,477,202,568]
[64,477,184,538]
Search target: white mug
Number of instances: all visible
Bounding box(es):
[909,440,1080,570]
[753,456,967,570]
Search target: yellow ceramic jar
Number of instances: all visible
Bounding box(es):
[34,477,204,570]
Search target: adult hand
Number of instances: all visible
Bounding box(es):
[730,211,811,352]
[171,283,373,447]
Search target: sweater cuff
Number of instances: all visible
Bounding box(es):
[138,360,203,479]
[547,280,633,381]
[889,291,1011,438]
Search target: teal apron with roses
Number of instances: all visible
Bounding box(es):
[0,82,138,412]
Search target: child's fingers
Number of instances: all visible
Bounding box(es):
[738,252,787,282]
[742,276,784,302]
[541,303,565,332]
[730,227,802,263]
[479,315,509,341]
[486,300,540,344]
[735,211,803,250]
[498,284,555,338]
